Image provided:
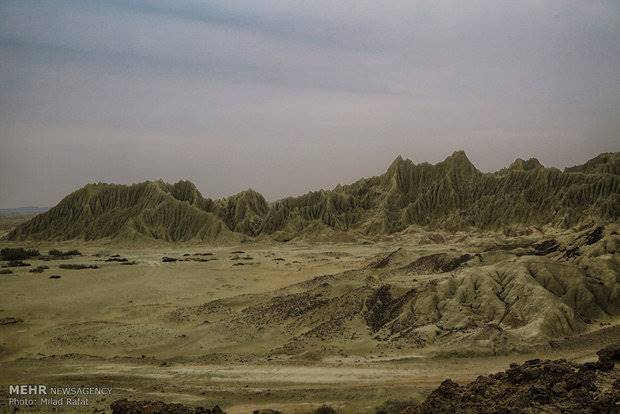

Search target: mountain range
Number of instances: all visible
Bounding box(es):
[0,206,49,217]
[5,151,619,241]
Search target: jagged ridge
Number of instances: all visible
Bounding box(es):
[6,151,620,241]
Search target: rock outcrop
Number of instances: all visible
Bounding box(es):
[402,346,620,414]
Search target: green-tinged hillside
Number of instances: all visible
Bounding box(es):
[216,189,269,237]
[263,150,619,236]
[565,152,620,175]
[5,151,619,241]
[6,181,235,242]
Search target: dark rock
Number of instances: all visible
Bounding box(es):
[58,264,99,270]
[105,257,128,262]
[585,226,605,245]
[596,343,620,371]
[402,347,619,414]
[0,247,39,260]
[4,260,31,267]
[0,317,24,325]
[402,252,473,273]
[532,239,559,255]
[29,265,49,273]
[110,399,225,414]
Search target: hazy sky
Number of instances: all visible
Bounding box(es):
[1,1,619,208]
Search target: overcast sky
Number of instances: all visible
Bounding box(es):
[1,1,619,208]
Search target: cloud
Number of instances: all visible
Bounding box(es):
[0,0,619,207]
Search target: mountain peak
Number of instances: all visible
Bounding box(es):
[385,154,410,177]
[441,150,478,174]
[389,154,405,167]
[166,180,204,204]
[446,150,470,162]
[565,152,620,175]
[508,158,543,171]
[6,151,618,241]
[225,188,267,205]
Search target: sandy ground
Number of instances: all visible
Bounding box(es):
[1,353,547,414]
[0,235,616,413]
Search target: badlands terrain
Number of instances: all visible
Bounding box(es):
[0,151,618,413]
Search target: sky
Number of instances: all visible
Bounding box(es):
[1,1,619,208]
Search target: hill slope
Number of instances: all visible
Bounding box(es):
[162,223,620,357]
[263,151,619,237]
[6,151,619,241]
[6,181,225,241]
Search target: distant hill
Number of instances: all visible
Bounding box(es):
[5,151,619,241]
[0,206,49,216]
[564,152,620,175]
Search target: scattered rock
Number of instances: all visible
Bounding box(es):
[29,265,49,273]
[58,264,99,270]
[0,247,40,260]
[49,249,81,257]
[3,260,31,267]
[105,257,129,262]
[110,399,225,414]
[0,317,23,325]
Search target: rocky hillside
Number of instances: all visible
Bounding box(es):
[402,345,619,414]
[6,151,619,241]
[164,224,620,357]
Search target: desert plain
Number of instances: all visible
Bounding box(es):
[1,219,618,413]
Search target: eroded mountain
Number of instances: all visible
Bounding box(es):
[6,151,619,241]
